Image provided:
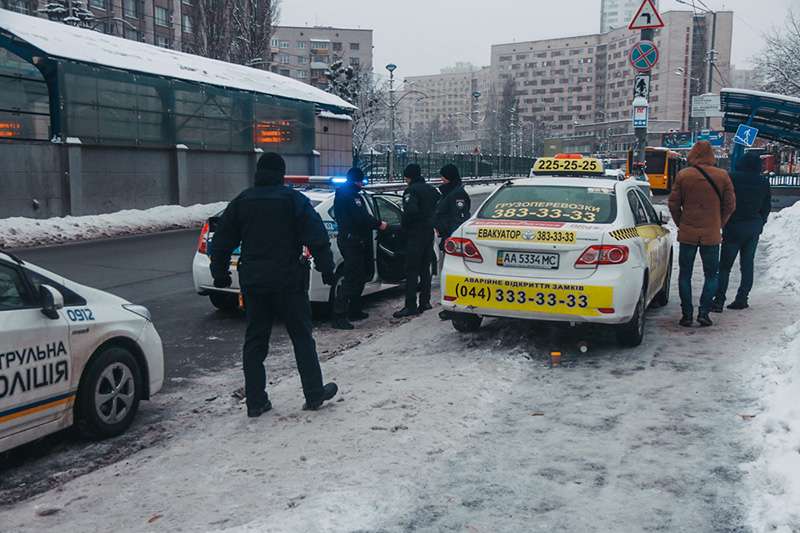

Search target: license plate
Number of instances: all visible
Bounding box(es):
[497,250,559,269]
[444,275,613,317]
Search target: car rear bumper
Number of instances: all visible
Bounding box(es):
[440,259,643,325]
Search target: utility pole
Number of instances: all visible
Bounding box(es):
[634,27,653,168]
[386,63,397,179]
[705,10,717,130]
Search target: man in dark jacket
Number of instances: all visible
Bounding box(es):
[668,141,736,328]
[211,153,338,417]
[712,152,771,312]
[331,167,388,330]
[393,163,440,318]
[434,164,471,252]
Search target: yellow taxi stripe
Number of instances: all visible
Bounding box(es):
[0,394,75,425]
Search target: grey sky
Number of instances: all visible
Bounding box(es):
[281,0,795,78]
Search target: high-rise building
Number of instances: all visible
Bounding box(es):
[731,66,760,91]
[601,0,659,33]
[268,26,373,89]
[491,10,732,155]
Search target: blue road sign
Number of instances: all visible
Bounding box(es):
[733,124,759,147]
[629,41,659,72]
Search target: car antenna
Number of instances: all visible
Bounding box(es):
[0,248,25,265]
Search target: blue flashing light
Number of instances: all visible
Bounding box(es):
[331,177,348,184]
[362,178,369,186]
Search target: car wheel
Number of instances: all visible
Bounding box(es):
[616,283,646,347]
[452,314,482,333]
[327,268,345,310]
[76,346,142,439]
[209,292,239,311]
[651,252,672,308]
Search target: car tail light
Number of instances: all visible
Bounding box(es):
[198,222,210,254]
[575,245,629,268]
[444,237,483,263]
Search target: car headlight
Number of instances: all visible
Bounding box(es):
[122,304,152,322]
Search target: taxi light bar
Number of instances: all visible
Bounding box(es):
[198,222,210,255]
[554,153,584,159]
[444,237,483,263]
[574,245,629,268]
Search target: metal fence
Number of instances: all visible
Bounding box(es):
[358,151,535,182]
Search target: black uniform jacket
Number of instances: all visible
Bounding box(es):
[401,179,440,236]
[333,183,381,243]
[434,183,471,240]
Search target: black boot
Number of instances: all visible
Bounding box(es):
[679,312,693,327]
[418,302,433,313]
[247,399,273,418]
[348,310,369,321]
[697,312,713,327]
[710,298,724,313]
[393,307,420,319]
[331,316,354,330]
[727,299,749,310]
[303,383,338,411]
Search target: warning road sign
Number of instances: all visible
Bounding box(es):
[629,41,659,72]
[628,0,665,30]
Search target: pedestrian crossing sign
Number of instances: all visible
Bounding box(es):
[733,124,759,147]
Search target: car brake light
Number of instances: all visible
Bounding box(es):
[198,222,209,254]
[575,245,629,268]
[444,237,483,263]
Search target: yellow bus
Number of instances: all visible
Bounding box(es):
[644,147,685,193]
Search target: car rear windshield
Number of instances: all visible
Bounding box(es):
[645,151,667,174]
[478,185,617,224]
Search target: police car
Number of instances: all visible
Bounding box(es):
[0,252,164,453]
[192,176,422,311]
[441,157,673,347]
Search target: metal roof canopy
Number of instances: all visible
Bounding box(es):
[720,88,800,149]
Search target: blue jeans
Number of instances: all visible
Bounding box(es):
[716,234,760,304]
[678,243,720,315]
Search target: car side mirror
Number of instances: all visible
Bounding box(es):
[40,284,64,319]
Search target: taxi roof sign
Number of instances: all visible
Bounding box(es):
[531,157,605,176]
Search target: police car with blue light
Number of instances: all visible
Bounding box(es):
[192,176,421,311]
[441,156,673,347]
[0,251,164,453]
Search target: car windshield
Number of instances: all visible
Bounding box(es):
[478,185,617,224]
[645,151,667,174]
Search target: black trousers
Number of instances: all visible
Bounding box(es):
[242,289,324,408]
[405,232,434,310]
[333,238,372,317]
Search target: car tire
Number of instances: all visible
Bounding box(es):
[327,267,345,310]
[651,252,672,308]
[616,283,646,347]
[209,292,239,311]
[76,346,142,440]
[452,314,482,333]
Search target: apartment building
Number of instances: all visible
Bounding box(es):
[491,10,732,155]
[398,65,492,146]
[601,0,659,33]
[268,26,373,88]
[731,66,760,91]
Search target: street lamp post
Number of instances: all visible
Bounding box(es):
[386,63,397,179]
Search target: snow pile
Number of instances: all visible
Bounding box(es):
[760,201,800,293]
[0,202,226,249]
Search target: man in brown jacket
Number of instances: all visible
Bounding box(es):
[668,141,736,327]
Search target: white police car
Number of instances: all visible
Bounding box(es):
[0,251,164,453]
[192,176,421,311]
[441,158,673,347]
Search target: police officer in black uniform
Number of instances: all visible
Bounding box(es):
[211,153,339,418]
[393,163,440,318]
[434,164,471,254]
[331,167,388,330]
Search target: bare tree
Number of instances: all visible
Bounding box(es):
[756,9,800,96]
[38,0,95,27]
[190,0,234,60]
[230,0,281,68]
[325,62,387,164]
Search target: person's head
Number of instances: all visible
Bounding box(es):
[404,164,422,185]
[735,152,762,175]
[346,167,365,188]
[439,164,461,185]
[255,152,286,186]
[687,141,716,167]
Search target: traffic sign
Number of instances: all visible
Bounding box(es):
[632,96,649,128]
[628,0,665,30]
[691,94,722,118]
[633,73,651,99]
[629,41,659,72]
[733,124,759,147]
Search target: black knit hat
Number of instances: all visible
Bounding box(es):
[404,163,422,182]
[255,152,286,185]
[440,164,461,183]
[346,167,365,184]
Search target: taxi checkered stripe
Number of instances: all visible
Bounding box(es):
[609,227,640,241]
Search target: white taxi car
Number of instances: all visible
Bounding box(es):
[192,177,422,311]
[441,157,673,347]
[0,251,164,453]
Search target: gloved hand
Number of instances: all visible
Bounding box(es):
[321,271,336,286]
[214,274,232,288]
